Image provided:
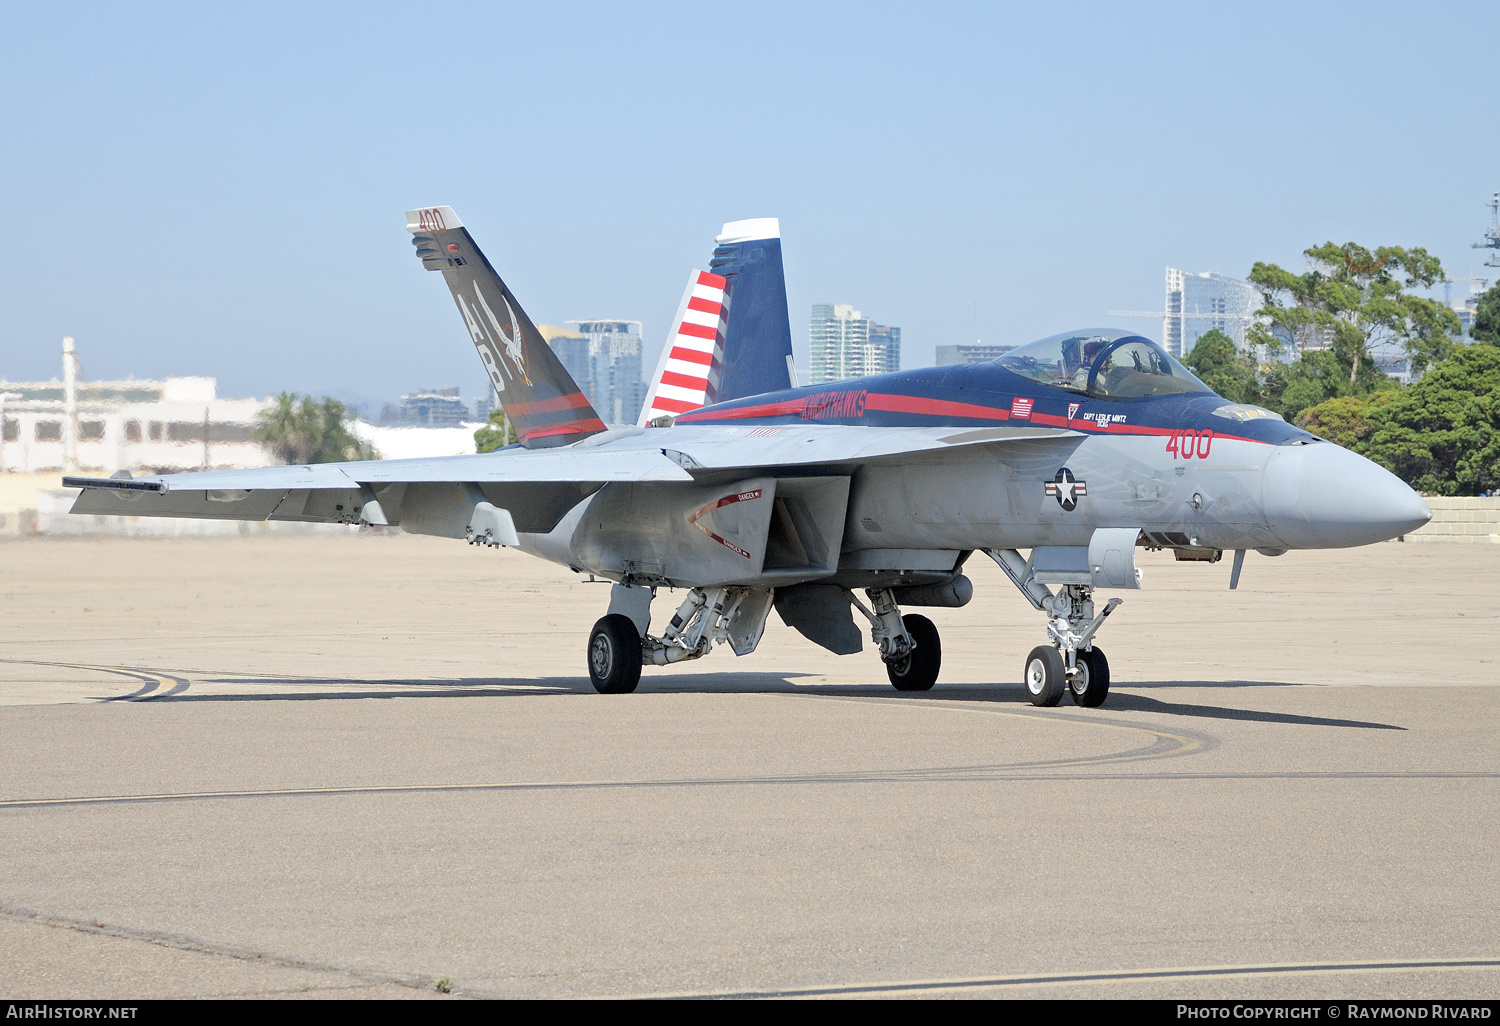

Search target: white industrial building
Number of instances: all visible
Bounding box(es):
[0,338,484,536]
[1,348,271,475]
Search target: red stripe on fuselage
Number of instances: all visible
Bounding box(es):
[681,389,1274,445]
[678,397,808,421]
[680,392,1012,423]
[863,393,1011,420]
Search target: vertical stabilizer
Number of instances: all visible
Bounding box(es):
[710,218,795,402]
[639,270,730,426]
[406,206,605,447]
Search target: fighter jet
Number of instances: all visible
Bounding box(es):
[65,207,1433,707]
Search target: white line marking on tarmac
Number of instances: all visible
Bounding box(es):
[641,957,1500,998]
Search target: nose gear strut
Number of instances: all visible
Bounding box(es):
[984,548,1120,708]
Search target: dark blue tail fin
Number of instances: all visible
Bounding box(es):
[709,218,796,401]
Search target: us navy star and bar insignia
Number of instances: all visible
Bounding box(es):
[1045,468,1087,511]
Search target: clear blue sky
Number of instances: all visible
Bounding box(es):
[2,1,1496,411]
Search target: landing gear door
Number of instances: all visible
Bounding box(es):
[1088,528,1142,590]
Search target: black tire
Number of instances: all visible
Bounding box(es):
[587,614,642,694]
[887,614,941,692]
[1023,645,1065,707]
[1070,647,1110,708]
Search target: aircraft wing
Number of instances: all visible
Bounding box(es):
[63,424,1077,533]
[63,446,694,533]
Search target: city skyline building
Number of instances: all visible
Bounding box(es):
[564,320,646,426]
[1162,268,1263,358]
[809,304,900,384]
[383,386,470,427]
[935,342,1015,366]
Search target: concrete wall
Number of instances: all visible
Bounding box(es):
[1407,497,1500,543]
[0,473,59,535]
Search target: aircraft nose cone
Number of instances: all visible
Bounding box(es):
[1263,442,1431,549]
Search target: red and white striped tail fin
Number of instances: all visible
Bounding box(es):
[638,270,731,426]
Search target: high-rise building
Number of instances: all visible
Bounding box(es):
[1162,269,1263,357]
[391,386,469,426]
[809,304,900,384]
[935,343,1015,366]
[537,324,590,396]
[565,320,645,426]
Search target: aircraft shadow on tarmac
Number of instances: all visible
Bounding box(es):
[182,672,1404,730]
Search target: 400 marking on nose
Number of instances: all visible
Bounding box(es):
[1166,429,1214,460]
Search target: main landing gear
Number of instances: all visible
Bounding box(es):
[848,588,942,692]
[587,614,643,694]
[587,585,775,694]
[587,584,945,694]
[986,550,1119,708]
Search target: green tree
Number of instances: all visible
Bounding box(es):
[1271,348,1399,423]
[1247,243,1461,409]
[1471,281,1500,346]
[474,408,518,452]
[254,393,378,465]
[1361,344,1500,496]
[1183,328,1262,404]
[1294,390,1398,450]
[1297,345,1500,496]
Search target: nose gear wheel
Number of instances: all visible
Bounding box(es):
[987,548,1123,710]
[1070,646,1110,707]
[1024,645,1066,706]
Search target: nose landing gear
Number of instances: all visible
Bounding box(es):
[987,549,1121,708]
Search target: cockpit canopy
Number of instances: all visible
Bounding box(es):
[996,329,1212,399]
